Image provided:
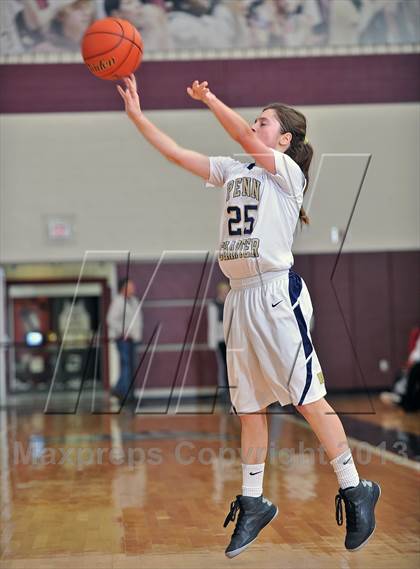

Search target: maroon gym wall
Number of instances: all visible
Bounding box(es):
[116,250,420,393]
[1,54,419,113]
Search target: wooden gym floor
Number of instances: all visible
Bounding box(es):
[0,394,419,569]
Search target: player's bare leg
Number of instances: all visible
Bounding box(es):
[295,397,348,460]
[296,397,381,551]
[223,409,278,558]
[240,410,268,464]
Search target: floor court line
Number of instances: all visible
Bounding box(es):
[282,414,420,471]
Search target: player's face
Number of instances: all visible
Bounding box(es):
[252,109,291,150]
[252,109,282,148]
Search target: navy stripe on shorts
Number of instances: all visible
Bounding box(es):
[288,270,313,405]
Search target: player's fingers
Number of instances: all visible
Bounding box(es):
[116,85,126,99]
[187,87,197,99]
[130,73,137,89]
[128,77,136,92]
[124,76,135,92]
[124,76,134,92]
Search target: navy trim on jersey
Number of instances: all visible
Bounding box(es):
[247,162,256,170]
[288,271,313,405]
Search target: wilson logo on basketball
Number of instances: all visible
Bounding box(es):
[86,57,116,73]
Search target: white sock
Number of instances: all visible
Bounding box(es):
[242,463,265,497]
[330,449,360,490]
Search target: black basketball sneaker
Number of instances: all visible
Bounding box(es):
[335,479,381,551]
[223,494,278,558]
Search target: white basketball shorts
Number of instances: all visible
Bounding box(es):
[223,269,327,413]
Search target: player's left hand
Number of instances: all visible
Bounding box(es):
[117,73,142,120]
[187,80,213,103]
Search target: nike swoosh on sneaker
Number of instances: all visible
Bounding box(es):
[250,471,263,476]
[271,300,284,308]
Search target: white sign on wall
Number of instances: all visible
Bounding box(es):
[46,216,74,242]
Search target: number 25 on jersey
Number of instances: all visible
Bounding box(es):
[227,205,258,236]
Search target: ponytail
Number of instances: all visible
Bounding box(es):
[288,137,313,225]
[263,103,313,225]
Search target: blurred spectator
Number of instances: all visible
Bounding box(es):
[313,0,329,41]
[359,0,420,45]
[247,0,280,48]
[278,0,325,47]
[329,0,362,45]
[169,0,250,49]
[107,278,143,403]
[5,0,68,52]
[329,0,419,47]
[13,0,96,52]
[207,281,230,405]
[217,0,251,48]
[48,0,95,49]
[401,0,420,43]
[19,0,69,32]
[168,0,215,49]
[358,0,397,45]
[380,326,420,413]
[105,0,172,49]
[0,1,23,54]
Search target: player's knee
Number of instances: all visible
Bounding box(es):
[295,398,326,417]
[295,403,309,417]
[239,411,266,428]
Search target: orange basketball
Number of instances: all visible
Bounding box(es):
[81,18,143,81]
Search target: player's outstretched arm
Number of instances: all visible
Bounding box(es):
[187,80,276,175]
[117,75,210,180]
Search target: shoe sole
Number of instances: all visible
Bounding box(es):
[225,507,279,559]
[346,483,381,552]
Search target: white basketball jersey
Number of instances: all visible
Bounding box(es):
[206,150,306,279]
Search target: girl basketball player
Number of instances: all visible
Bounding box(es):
[117,75,380,558]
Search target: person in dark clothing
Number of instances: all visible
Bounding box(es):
[107,278,143,403]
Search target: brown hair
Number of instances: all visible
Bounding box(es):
[263,103,313,225]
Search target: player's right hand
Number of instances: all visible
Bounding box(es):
[187,80,213,103]
[117,74,142,120]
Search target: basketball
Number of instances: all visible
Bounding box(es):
[81,18,143,81]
